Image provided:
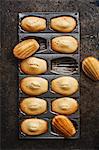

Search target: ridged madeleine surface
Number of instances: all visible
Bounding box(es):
[51,36,78,53]
[52,115,76,137]
[20,97,47,115]
[51,76,79,96]
[13,39,39,59]
[21,118,48,135]
[20,57,47,75]
[52,97,78,115]
[21,16,46,32]
[20,77,48,96]
[50,16,76,32]
[82,56,99,81]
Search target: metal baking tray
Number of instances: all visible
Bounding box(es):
[18,12,80,139]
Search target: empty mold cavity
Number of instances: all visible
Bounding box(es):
[20,36,47,53]
[51,57,78,75]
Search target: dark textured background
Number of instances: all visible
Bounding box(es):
[1,0,99,150]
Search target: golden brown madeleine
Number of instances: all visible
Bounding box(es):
[52,97,78,115]
[20,118,48,136]
[51,76,79,96]
[52,115,76,137]
[13,39,39,59]
[82,56,99,81]
[51,36,78,53]
[20,97,47,115]
[21,16,46,32]
[20,57,47,75]
[20,77,48,96]
[50,16,76,32]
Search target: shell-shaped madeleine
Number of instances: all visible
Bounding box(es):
[82,56,99,81]
[20,57,47,75]
[13,39,39,59]
[51,76,79,96]
[21,16,46,32]
[52,115,76,137]
[52,97,78,115]
[21,118,48,135]
[50,16,76,32]
[20,77,48,96]
[51,36,78,53]
[20,97,47,115]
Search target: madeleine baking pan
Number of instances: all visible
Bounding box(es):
[18,12,80,139]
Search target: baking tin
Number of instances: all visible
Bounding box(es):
[18,12,80,139]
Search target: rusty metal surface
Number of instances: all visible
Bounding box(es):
[1,0,99,149]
